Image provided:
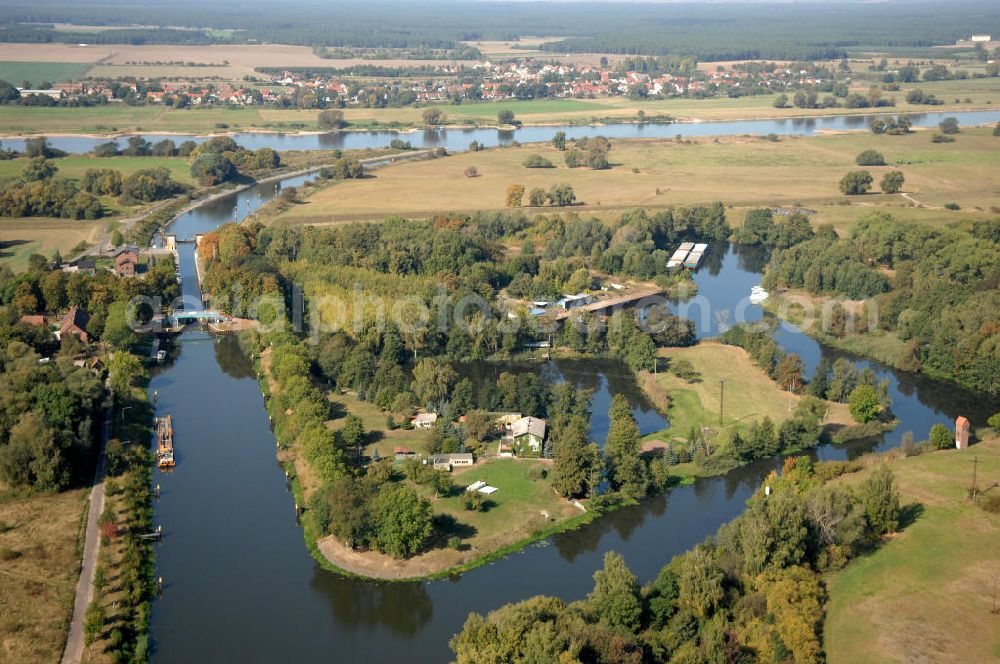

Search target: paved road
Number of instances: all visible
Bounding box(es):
[60,406,111,664]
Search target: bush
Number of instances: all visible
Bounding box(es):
[944,202,960,210]
[929,423,953,449]
[464,166,478,178]
[855,149,886,166]
[317,109,346,129]
[938,117,960,134]
[522,154,554,168]
[931,133,956,143]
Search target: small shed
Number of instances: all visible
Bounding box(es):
[955,416,970,449]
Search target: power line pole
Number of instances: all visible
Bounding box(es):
[719,380,725,426]
[971,455,979,500]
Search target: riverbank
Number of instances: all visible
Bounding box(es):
[0,85,996,139]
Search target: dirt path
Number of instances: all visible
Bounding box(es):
[900,192,939,209]
[60,406,111,664]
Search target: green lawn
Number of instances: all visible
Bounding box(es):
[0,61,91,86]
[825,441,1000,663]
[415,458,579,549]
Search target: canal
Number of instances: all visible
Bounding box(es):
[147,161,998,663]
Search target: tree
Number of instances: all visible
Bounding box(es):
[547,183,576,206]
[23,157,56,182]
[190,153,236,184]
[588,551,642,630]
[848,384,882,423]
[773,93,789,108]
[109,351,145,396]
[605,394,645,497]
[373,486,432,558]
[839,170,873,195]
[551,416,595,498]
[855,149,885,166]
[929,423,953,450]
[678,544,725,619]
[775,353,805,392]
[880,170,905,194]
[938,117,960,134]
[551,131,566,150]
[103,301,137,349]
[858,464,899,535]
[422,108,446,125]
[505,183,524,208]
[528,187,546,207]
[317,109,347,129]
[410,357,456,407]
[497,109,516,126]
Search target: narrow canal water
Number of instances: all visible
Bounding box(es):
[148,174,998,662]
[9,109,1000,154]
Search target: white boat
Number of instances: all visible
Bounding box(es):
[156,349,167,363]
[750,285,769,302]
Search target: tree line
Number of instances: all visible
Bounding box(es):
[450,455,904,662]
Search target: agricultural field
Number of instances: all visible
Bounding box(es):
[824,440,1000,663]
[265,128,1000,229]
[640,341,853,446]
[0,486,89,663]
[0,217,103,271]
[0,61,92,87]
[87,64,251,80]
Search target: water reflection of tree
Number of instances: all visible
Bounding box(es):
[731,243,770,274]
[214,336,255,380]
[551,495,667,563]
[700,241,727,276]
[311,573,433,637]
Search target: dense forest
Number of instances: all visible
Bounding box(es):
[0,1,997,59]
[0,256,179,491]
[764,212,1000,394]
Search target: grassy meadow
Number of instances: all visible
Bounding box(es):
[266,128,1000,231]
[0,486,89,663]
[640,341,853,447]
[824,440,1000,663]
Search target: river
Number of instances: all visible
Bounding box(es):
[147,149,998,663]
[8,109,1000,155]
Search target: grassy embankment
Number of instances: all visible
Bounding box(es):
[638,341,854,478]
[0,76,995,135]
[264,128,1000,232]
[81,382,156,664]
[824,438,1000,663]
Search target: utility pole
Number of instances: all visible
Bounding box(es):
[719,380,725,425]
[971,455,979,500]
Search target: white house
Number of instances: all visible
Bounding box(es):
[511,416,547,454]
[413,412,439,429]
